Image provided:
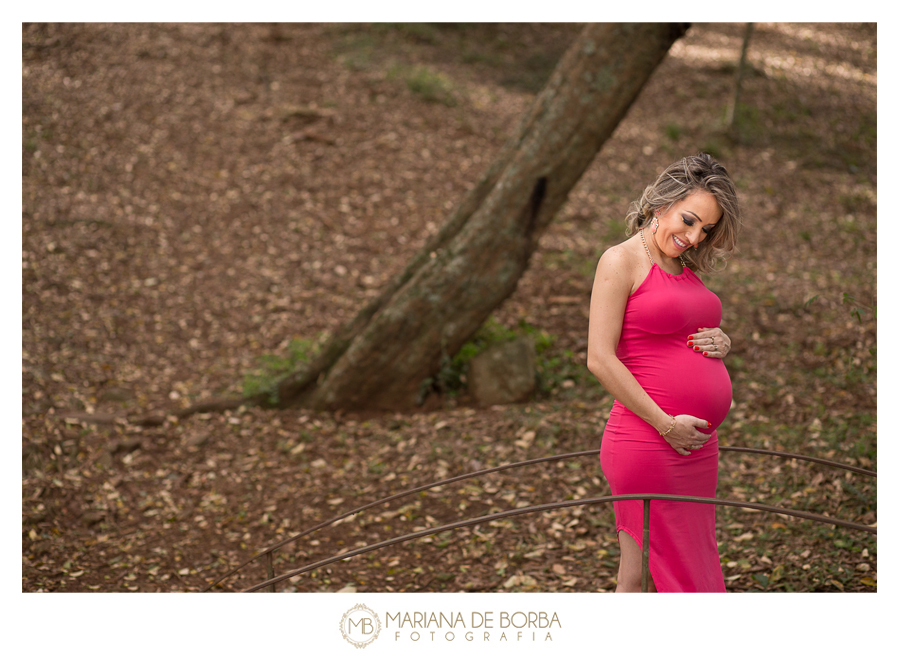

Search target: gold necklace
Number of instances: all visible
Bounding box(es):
[640,227,687,269]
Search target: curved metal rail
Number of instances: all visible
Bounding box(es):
[204,445,875,592]
[203,448,604,591]
[241,492,876,592]
[719,446,876,477]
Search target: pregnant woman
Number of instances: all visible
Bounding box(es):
[587,154,741,592]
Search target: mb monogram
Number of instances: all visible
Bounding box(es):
[339,604,382,648]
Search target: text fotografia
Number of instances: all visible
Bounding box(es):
[386,611,561,642]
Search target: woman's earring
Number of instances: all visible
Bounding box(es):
[652,219,658,234]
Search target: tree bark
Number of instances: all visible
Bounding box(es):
[273,22,689,411]
[726,22,755,131]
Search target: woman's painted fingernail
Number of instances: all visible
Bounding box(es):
[688,335,694,340]
[693,346,699,351]
[688,341,694,346]
[707,422,712,428]
[703,351,708,356]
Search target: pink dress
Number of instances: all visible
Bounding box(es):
[600,262,731,592]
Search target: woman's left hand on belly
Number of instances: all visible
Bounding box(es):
[687,326,731,359]
[664,414,713,456]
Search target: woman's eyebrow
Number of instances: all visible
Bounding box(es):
[684,209,716,225]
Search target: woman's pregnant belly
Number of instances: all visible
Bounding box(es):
[621,336,733,429]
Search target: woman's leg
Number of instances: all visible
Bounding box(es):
[615,530,656,593]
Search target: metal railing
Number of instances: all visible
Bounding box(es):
[202,445,876,593]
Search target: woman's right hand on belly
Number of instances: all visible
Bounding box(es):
[663,415,712,456]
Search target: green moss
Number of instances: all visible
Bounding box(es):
[389,65,458,107]
[242,337,321,404]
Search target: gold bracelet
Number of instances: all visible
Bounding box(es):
[660,415,676,436]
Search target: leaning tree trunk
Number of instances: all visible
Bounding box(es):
[726,22,755,132]
[271,22,688,411]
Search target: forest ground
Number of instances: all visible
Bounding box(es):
[22,22,876,593]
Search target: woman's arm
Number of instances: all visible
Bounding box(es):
[587,247,710,455]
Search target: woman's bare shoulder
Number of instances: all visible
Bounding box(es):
[597,237,642,273]
[594,236,648,297]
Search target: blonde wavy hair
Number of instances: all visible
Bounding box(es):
[625,153,741,273]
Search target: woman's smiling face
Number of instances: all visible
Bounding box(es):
[653,190,722,257]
